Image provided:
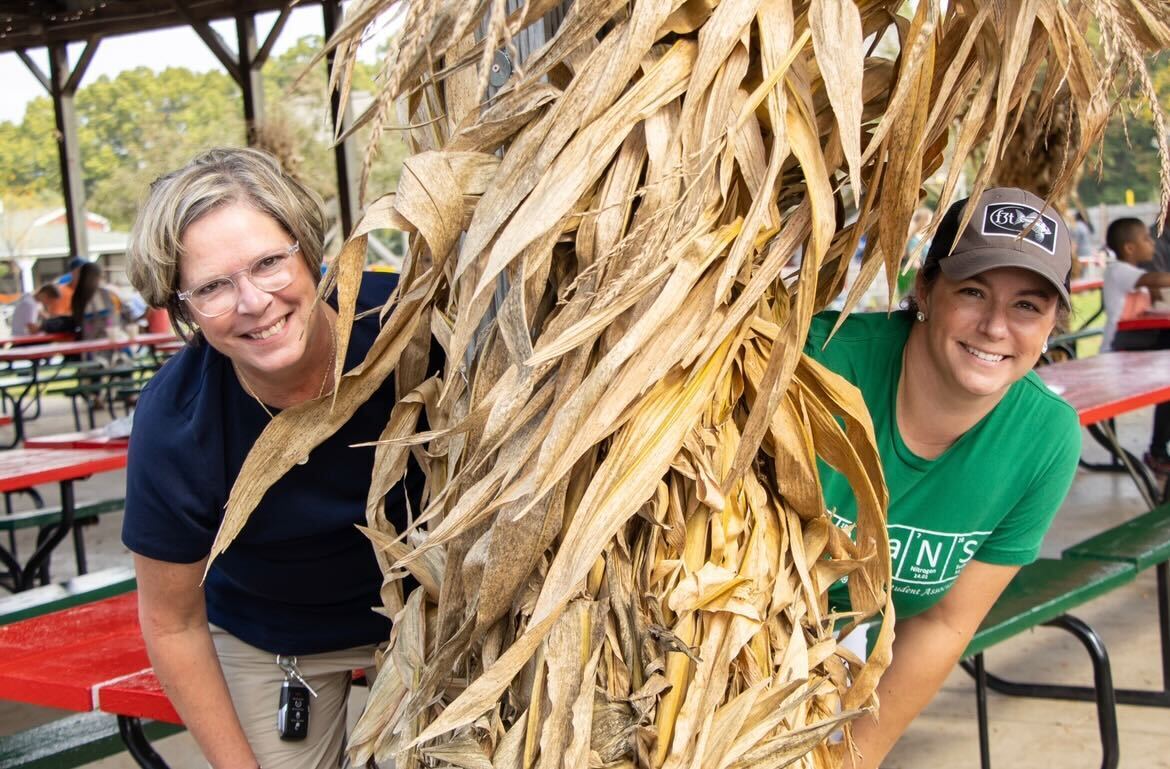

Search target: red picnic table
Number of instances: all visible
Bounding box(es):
[1071,277,1104,293]
[24,428,129,450]
[0,592,179,768]
[0,333,176,448]
[0,332,74,347]
[0,448,127,592]
[0,592,367,768]
[1038,349,1170,429]
[1117,311,1170,334]
[1037,350,1170,508]
[1033,350,1170,719]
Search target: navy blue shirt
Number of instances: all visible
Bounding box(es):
[123,272,424,654]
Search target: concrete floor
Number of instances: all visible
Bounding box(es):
[0,398,1167,768]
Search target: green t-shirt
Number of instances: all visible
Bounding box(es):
[805,311,1081,619]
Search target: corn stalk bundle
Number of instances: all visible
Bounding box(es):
[206,0,1170,767]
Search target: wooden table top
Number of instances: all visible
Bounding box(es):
[1117,312,1170,333]
[0,592,180,723]
[0,448,127,493]
[0,333,73,347]
[23,430,130,450]
[0,333,177,363]
[1070,277,1104,293]
[1036,350,1170,426]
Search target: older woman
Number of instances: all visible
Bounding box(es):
[123,148,423,769]
[805,188,1082,768]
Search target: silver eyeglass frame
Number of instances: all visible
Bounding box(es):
[176,241,301,318]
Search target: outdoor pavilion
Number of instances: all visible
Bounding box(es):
[0,0,362,258]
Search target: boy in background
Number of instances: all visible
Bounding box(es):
[1104,217,1170,472]
[10,284,59,336]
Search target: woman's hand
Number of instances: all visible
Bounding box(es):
[845,560,1020,769]
[134,553,258,769]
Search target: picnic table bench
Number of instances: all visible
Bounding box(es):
[59,361,159,429]
[0,498,126,583]
[0,592,182,769]
[0,449,127,592]
[0,566,135,626]
[0,568,176,769]
[0,586,374,768]
[0,335,175,446]
[954,351,1170,769]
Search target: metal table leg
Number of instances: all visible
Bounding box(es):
[1094,420,1162,508]
[961,615,1120,769]
[15,479,76,592]
[117,716,172,769]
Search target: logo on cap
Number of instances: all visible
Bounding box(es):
[982,203,1058,254]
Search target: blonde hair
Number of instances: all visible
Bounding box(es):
[127,147,326,338]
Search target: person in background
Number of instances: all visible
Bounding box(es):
[47,256,86,317]
[10,284,59,336]
[805,188,1081,769]
[122,147,427,769]
[1070,209,1096,263]
[70,261,119,341]
[1101,217,1170,473]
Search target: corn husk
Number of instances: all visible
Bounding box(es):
[208,0,1170,766]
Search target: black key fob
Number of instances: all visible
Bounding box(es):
[277,680,310,740]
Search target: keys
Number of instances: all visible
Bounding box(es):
[276,655,319,698]
[277,680,310,740]
[276,655,317,742]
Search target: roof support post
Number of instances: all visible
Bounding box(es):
[236,13,265,146]
[322,0,358,237]
[47,41,96,260]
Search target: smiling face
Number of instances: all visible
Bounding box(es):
[178,201,321,388]
[915,267,1060,402]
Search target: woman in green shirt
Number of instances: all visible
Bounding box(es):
[806,188,1081,768]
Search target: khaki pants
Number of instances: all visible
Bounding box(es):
[211,625,379,769]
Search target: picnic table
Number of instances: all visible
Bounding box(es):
[0,448,127,591]
[0,592,179,768]
[964,350,1170,763]
[24,428,129,450]
[0,332,74,348]
[1116,310,1170,334]
[1037,349,1170,507]
[0,333,176,447]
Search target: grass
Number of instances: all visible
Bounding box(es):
[1070,289,1105,358]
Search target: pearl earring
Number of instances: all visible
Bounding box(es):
[1042,342,1049,354]
[915,310,926,322]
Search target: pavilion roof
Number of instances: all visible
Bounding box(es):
[0,0,293,53]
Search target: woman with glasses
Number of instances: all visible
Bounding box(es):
[121,147,425,769]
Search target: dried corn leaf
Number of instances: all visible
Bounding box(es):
[213,1,1170,767]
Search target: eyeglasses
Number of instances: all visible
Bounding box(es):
[177,242,300,318]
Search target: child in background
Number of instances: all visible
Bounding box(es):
[1103,217,1170,473]
[10,284,59,335]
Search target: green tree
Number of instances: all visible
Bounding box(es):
[1078,53,1170,206]
[0,34,409,234]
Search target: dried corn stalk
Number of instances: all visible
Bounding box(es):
[208,0,1170,767]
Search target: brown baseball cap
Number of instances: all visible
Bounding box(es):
[933,187,1072,305]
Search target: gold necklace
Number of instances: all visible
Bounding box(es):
[235,321,337,420]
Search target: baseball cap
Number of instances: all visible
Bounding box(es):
[931,188,1072,305]
[67,256,88,270]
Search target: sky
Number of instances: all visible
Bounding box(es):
[0,5,392,124]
